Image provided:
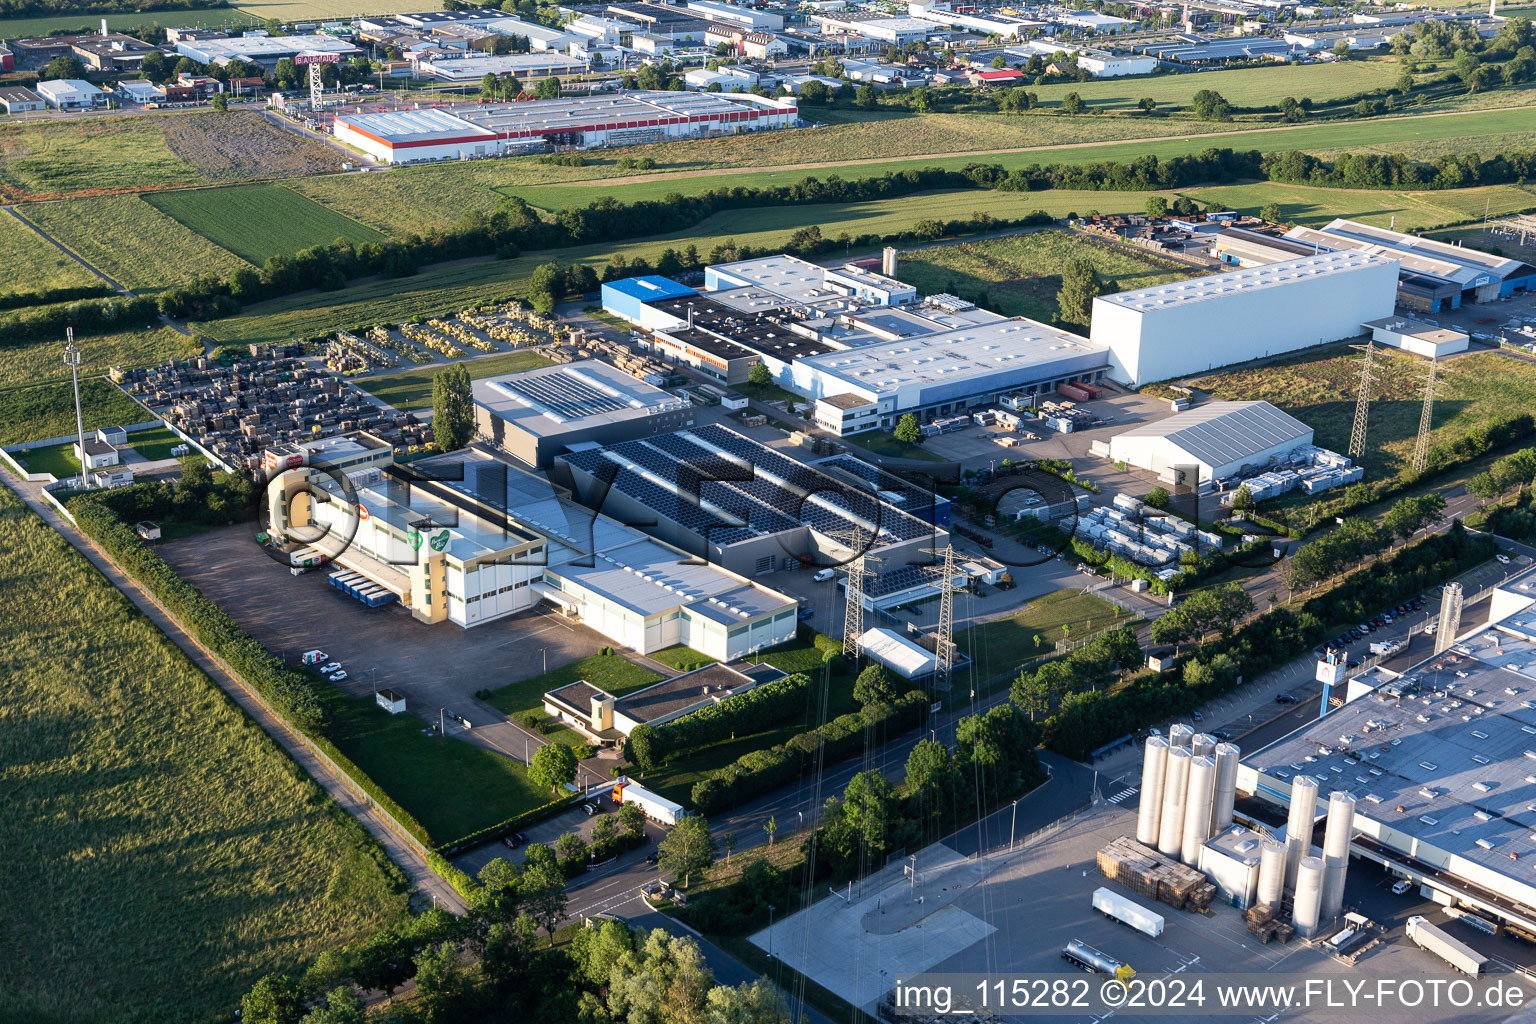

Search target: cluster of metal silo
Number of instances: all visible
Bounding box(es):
[1135,729,1240,868]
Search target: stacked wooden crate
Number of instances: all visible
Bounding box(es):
[1097,836,1218,912]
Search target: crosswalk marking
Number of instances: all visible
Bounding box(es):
[1106,788,1138,804]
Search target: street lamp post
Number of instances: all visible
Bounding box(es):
[767,904,777,958]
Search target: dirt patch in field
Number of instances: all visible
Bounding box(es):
[159,110,343,181]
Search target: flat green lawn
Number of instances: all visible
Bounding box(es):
[22,195,251,292]
[0,212,98,297]
[650,646,716,671]
[1190,348,1536,482]
[124,425,184,461]
[145,183,384,267]
[0,118,197,197]
[0,379,149,447]
[0,325,200,391]
[899,230,1202,325]
[319,685,550,845]
[0,7,255,38]
[0,485,408,1024]
[962,589,1127,682]
[1183,181,1536,233]
[12,440,79,479]
[355,349,555,410]
[1029,60,1403,112]
[742,630,841,676]
[842,430,948,463]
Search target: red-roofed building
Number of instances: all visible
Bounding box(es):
[966,67,1026,85]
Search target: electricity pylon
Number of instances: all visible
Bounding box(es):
[1412,359,1441,474]
[922,544,962,693]
[824,526,881,661]
[1348,341,1378,461]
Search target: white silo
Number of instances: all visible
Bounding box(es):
[1213,742,1240,830]
[1284,776,1319,890]
[1181,755,1218,865]
[1293,856,1325,938]
[1257,838,1286,907]
[1192,733,1217,758]
[1137,736,1170,846]
[1158,746,1192,857]
[1168,723,1194,749]
[1319,791,1356,921]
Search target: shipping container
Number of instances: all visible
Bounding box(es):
[1093,887,1165,937]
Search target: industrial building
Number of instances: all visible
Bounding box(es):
[556,423,942,576]
[412,53,589,82]
[1103,401,1314,486]
[1286,219,1536,312]
[472,359,694,466]
[1235,565,1536,934]
[688,0,783,31]
[1363,316,1470,358]
[0,86,44,113]
[1006,38,1158,76]
[266,443,798,653]
[1090,251,1400,386]
[173,32,361,68]
[332,91,797,163]
[544,661,785,745]
[908,0,1045,36]
[35,79,106,110]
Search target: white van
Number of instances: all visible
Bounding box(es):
[813,568,836,582]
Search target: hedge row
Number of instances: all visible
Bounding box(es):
[433,794,579,857]
[651,672,811,762]
[0,294,161,344]
[0,282,115,313]
[70,497,327,731]
[690,690,930,814]
[310,734,433,848]
[426,852,479,900]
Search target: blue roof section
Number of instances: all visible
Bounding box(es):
[601,275,697,303]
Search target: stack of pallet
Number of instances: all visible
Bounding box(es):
[1243,904,1294,944]
[1097,836,1218,913]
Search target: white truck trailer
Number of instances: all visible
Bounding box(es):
[1406,916,1487,976]
[1092,887,1165,938]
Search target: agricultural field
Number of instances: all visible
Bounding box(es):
[1029,60,1404,112]
[235,0,432,19]
[0,485,409,1024]
[21,195,250,292]
[1181,182,1536,233]
[1190,348,1536,480]
[0,326,199,391]
[0,118,197,198]
[145,183,385,266]
[898,230,1202,324]
[0,211,98,297]
[355,348,554,410]
[159,110,346,182]
[0,379,149,447]
[0,7,254,38]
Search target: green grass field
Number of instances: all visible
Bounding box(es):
[145,183,385,266]
[0,7,255,39]
[1028,60,1404,112]
[22,195,251,292]
[649,646,717,671]
[485,652,664,750]
[899,230,1202,324]
[356,349,554,410]
[11,439,80,479]
[1182,181,1536,232]
[961,589,1127,683]
[235,0,433,19]
[1191,348,1536,481]
[0,379,149,447]
[0,485,408,1024]
[124,424,185,461]
[0,118,197,198]
[0,326,200,391]
[0,212,99,297]
[318,685,552,844]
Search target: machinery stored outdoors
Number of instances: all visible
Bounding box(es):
[1061,939,1136,981]
[1098,836,1217,913]
[1092,886,1166,938]
[1405,916,1489,976]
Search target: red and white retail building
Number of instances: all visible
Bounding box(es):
[332,90,798,164]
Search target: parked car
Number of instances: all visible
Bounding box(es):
[328,670,348,682]
[1498,554,1512,564]
[320,662,342,673]
[1423,623,1438,636]
[513,832,528,844]
[813,568,836,582]
[645,852,660,866]
[1192,710,1203,722]
[1392,880,1414,895]
[584,802,599,816]
[1210,730,1231,741]
[502,836,518,850]
[797,607,815,620]
[1275,693,1298,705]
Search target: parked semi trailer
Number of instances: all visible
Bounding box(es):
[1406,916,1488,976]
[1092,887,1165,938]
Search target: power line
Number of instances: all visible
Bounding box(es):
[1348,341,1378,460]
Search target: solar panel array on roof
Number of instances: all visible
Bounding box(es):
[495,372,631,422]
[1113,401,1311,470]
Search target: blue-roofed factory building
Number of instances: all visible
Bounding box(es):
[601,275,698,329]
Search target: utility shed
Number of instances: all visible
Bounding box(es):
[1107,401,1313,486]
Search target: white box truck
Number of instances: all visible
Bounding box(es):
[1369,639,1406,657]
[1092,887,1164,938]
[1405,916,1487,976]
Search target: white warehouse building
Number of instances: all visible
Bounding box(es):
[1090,252,1400,386]
[1106,400,1314,486]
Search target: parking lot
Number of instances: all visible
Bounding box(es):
[158,524,602,728]
[1413,287,1536,348]
[918,390,1177,473]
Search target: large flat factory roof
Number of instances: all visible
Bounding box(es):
[336,107,496,145]
[1243,600,1536,885]
[471,359,689,439]
[648,295,834,361]
[1097,251,1397,313]
[1110,400,1312,467]
[1285,220,1534,288]
[797,315,1102,392]
[557,423,931,548]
